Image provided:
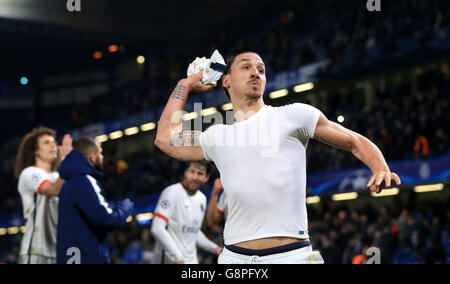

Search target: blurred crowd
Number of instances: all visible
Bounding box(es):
[4,199,448,264]
[307,65,450,173]
[2,0,449,135]
[309,203,450,264]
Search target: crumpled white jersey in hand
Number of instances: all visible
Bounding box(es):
[187,49,225,85]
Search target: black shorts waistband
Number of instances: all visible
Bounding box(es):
[225,241,311,257]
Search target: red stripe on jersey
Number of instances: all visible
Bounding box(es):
[37,180,50,194]
[217,208,225,216]
[153,212,169,223]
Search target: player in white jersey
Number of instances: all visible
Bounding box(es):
[155,52,401,264]
[151,161,222,264]
[14,126,72,264]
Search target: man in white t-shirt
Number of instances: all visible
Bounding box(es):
[155,52,401,264]
[150,161,222,264]
[14,126,72,264]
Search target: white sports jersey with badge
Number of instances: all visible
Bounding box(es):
[199,103,322,245]
[152,182,209,264]
[18,166,59,260]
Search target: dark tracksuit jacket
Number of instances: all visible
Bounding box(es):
[56,150,133,264]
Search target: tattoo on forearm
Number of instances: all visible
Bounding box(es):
[313,133,350,152]
[170,85,186,101]
[170,130,201,147]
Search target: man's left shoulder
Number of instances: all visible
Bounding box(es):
[195,191,207,212]
[277,102,318,112]
[77,174,102,192]
[195,190,207,202]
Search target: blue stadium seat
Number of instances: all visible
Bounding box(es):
[121,241,143,263]
[391,247,419,264]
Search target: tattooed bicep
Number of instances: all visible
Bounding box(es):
[170,130,201,147]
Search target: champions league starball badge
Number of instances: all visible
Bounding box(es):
[160,199,170,209]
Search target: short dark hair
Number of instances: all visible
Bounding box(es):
[73,137,99,159]
[185,160,212,175]
[221,51,261,99]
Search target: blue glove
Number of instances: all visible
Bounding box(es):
[117,199,134,224]
[121,199,134,215]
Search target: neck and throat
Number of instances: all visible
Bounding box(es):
[181,181,197,196]
[231,97,265,123]
[35,158,53,173]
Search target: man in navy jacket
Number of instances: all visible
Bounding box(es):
[56,137,134,264]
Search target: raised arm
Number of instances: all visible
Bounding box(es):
[313,114,401,193]
[206,178,225,227]
[41,133,73,196]
[155,71,216,161]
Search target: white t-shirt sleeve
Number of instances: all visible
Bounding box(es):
[153,187,174,223]
[151,215,184,262]
[199,126,216,161]
[19,167,51,194]
[281,103,322,139]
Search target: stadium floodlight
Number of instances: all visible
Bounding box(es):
[293,82,314,93]
[140,122,156,132]
[201,107,217,116]
[306,196,321,204]
[20,77,29,85]
[337,115,345,123]
[108,44,119,53]
[95,134,108,143]
[414,183,444,193]
[0,228,6,236]
[183,112,198,121]
[93,51,103,59]
[109,131,123,140]
[371,188,399,197]
[136,213,153,222]
[269,89,288,99]
[222,103,233,111]
[7,227,19,235]
[137,55,145,64]
[124,126,139,136]
[332,192,358,201]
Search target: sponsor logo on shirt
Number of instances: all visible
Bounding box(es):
[182,225,200,234]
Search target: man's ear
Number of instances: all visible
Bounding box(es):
[222,75,230,89]
[87,151,95,165]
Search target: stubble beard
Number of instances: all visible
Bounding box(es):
[94,159,104,172]
[245,90,262,100]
